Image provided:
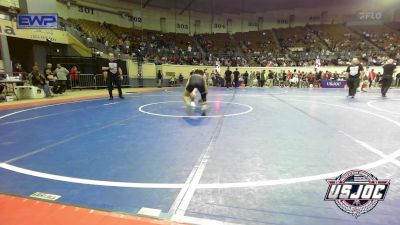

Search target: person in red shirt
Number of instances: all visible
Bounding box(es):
[368,69,376,88]
[307,73,315,87]
[69,66,80,88]
[323,71,329,80]
[287,71,292,80]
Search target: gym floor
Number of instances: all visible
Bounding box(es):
[0,87,399,225]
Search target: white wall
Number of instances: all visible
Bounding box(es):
[0,60,4,73]
[126,61,390,79]
[20,0,57,13]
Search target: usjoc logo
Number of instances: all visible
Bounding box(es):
[325,170,390,218]
[326,81,342,87]
[17,14,58,29]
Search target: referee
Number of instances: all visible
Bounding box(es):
[381,59,397,97]
[102,53,124,100]
[346,58,364,98]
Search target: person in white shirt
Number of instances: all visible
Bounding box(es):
[102,53,124,100]
[54,64,69,94]
[346,58,364,98]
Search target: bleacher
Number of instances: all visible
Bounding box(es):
[234,30,278,54]
[350,25,400,52]
[195,33,237,54]
[63,18,400,67]
[275,26,322,51]
[68,19,118,46]
[165,33,198,51]
[310,24,375,52]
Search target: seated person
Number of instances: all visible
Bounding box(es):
[169,75,176,86]
[30,68,52,97]
[0,84,5,98]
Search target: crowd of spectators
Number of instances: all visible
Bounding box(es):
[63,19,400,68]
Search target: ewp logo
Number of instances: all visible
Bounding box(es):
[17,14,58,29]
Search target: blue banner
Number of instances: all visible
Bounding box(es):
[321,80,347,88]
[17,14,58,29]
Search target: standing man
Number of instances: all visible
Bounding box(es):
[54,64,69,94]
[102,53,124,100]
[260,70,266,87]
[178,73,184,86]
[243,71,249,87]
[315,70,322,88]
[256,71,261,87]
[156,70,163,88]
[368,69,376,88]
[225,67,232,88]
[346,58,364,98]
[267,70,274,88]
[250,71,256,87]
[381,59,397,98]
[204,69,210,84]
[282,71,288,87]
[360,69,368,93]
[395,72,400,88]
[233,68,240,88]
[376,72,382,85]
[44,63,58,94]
[69,66,80,88]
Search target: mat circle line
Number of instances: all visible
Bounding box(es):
[367,99,400,115]
[138,101,253,118]
[0,98,399,188]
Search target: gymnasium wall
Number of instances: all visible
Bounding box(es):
[57,0,399,34]
[126,62,388,79]
[0,60,3,73]
[0,0,18,8]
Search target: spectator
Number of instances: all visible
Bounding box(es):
[30,66,51,97]
[44,63,59,94]
[233,68,240,88]
[178,73,184,86]
[267,70,274,87]
[243,71,249,86]
[260,70,266,87]
[256,71,261,87]
[69,66,80,88]
[169,75,176,87]
[54,64,69,94]
[368,69,376,88]
[225,67,232,88]
[156,70,163,88]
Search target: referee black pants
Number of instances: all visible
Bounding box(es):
[234,78,239,88]
[226,79,231,88]
[381,76,393,96]
[347,76,360,97]
[107,74,122,98]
